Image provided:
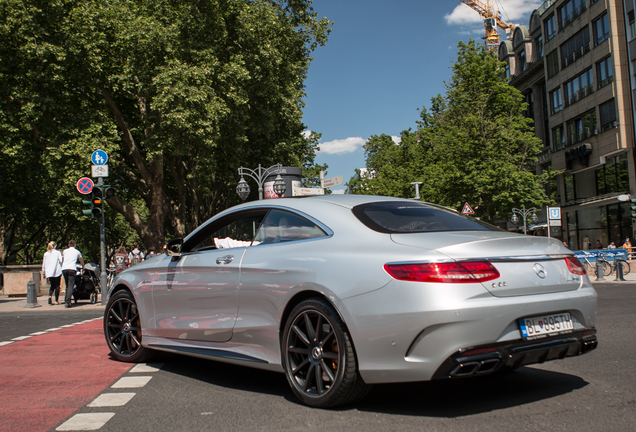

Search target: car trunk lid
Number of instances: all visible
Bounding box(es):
[391,232,581,297]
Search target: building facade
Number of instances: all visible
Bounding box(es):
[500,0,636,250]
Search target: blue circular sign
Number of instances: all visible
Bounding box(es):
[91,149,108,166]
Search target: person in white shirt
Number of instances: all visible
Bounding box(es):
[61,240,84,308]
[42,241,63,305]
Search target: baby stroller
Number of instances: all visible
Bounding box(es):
[73,263,101,304]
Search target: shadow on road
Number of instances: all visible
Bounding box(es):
[152,352,588,417]
[356,367,588,417]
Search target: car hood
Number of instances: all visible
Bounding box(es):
[390,231,582,297]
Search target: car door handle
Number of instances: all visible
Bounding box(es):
[216,255,234,265]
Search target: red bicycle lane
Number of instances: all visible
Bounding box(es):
[0,319,132,432]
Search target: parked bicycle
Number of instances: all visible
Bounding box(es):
[581,253,612,277]
[610,258,631,276]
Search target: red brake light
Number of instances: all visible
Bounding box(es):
[565,256,586,275]
[384,261,500,283]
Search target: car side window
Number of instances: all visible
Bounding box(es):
[184,211,267,252]
[254,209,327,245]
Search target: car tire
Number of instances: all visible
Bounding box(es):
[104,290,153,363]
[282,298,370,408]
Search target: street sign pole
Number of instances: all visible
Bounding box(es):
[97,177,108,305]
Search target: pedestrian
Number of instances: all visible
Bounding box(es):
[623,238,632,259]
[595,239,603,249]
[114,246,129,273]
[129,242,145,266]
[61,240,84,308]
[607,241,617,249]
[42,241,63,305]
[146,246,156,259]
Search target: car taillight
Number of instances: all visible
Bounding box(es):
[565,256,586,275]
[383,261,500,283]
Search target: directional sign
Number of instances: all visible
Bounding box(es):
[462,202,475,215]
[91,149,108,166]
[294,187,324,196]
[323,175,343,188]
[76,177,94,195]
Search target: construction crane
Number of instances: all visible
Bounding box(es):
[459,0,516,50]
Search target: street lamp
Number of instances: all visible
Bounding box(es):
[511,205,539,235]
[236,163,286,201]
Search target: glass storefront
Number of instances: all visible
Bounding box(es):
[565,202,632,250]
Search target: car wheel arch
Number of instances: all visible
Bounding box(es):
[279,290,349,346]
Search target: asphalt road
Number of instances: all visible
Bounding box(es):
[1,282,634,432]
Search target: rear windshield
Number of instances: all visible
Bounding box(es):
[352,202,502,233]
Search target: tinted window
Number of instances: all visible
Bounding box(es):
[254,210,327,244]
[352,202,501,233]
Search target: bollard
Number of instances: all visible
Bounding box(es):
[615,259,626,282]
[595,259,605,281]
[24,280,42,308]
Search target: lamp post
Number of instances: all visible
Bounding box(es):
[511,206,539,235]
[236,163,286,201]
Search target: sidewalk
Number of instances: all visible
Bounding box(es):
[0,293,105,313]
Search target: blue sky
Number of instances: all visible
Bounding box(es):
[302,0,543,191]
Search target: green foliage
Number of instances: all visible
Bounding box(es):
[350,40,554,223]
[0,0,330,263]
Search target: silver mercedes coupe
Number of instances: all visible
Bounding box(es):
[104,195,598,408]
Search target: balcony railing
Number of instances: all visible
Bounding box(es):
[561,43,590,69]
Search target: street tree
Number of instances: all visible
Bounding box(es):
[0,0,331,261]
[350,40,553,223]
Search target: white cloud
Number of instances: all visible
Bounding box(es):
[445,0,543,27]
[391,136,401,145]
[302,130,312,139]
[318,137,365,155]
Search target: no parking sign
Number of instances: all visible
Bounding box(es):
[76,177,94,195]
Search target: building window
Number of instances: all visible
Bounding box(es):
[550,87,563,114]
[545,14,557,41]
[559,0,587,31]
[536,35,544,58]
[524,92,534,119]
[597,56,613,89]
[567,110,597,145]
[553,124,565,151]
[518,50,526,72]
[547,49,559,78]
[629,11,636,39]
[504,62,510,79]
[599,99,617,132]
[564,68,594,107]
[593,14,610,46]
[560,26,590,69]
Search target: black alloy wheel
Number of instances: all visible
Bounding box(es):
[104,290,152,363]
[282,298,370,408]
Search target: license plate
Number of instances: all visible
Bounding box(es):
[519,312,574,339]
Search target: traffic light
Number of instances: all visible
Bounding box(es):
[631,198,636,219]
[82,193,95,219]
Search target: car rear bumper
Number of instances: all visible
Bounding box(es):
[432,329,598,379]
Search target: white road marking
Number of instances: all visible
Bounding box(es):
[130,363,164,373]
[88,393,136,407]
[29,331,47,336]
[111,376,152,388]
[45,327,64,332]
[55,412,115,431]
[0,341,15,346]
[12,335,32,341]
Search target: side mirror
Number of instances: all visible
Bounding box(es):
[164,239,183,257]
